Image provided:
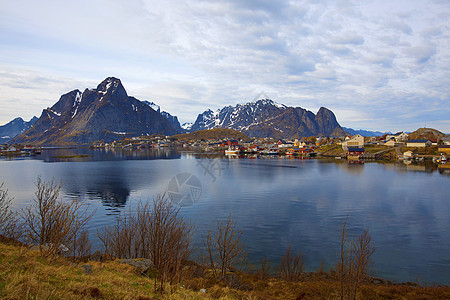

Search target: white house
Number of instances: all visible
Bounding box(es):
[341,134,364,150]
[384,139,396,147]
[442,136,450,146]
[386,132,409,143]
[406,139,431,148]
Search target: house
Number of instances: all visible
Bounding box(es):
[347,147,365,160]
[406,139,431,148]
[429,138,438,146]
[403,150,414,159]
[384,139,396,147]
[341,134,364,150]
[438,145,450,154]
[220,140,239,147]
[386,132,408,143]
[442,136,450,146]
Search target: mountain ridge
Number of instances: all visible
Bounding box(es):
[11,77,181,145]
[0,116,38,144]
[189,99,346,138]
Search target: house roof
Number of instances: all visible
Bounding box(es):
[407,139,429,143]
[348,147,365,152]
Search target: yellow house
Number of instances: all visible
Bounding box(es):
[341,134,364,150]
[438,145,450,154]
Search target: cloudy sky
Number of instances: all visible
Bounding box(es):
[1,0,449,132]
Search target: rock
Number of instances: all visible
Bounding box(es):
[82,264,92,275]
[119,258,154,274]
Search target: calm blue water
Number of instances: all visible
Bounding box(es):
[0,148,449,285]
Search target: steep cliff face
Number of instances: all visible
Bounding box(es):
[190,99,345,138]
[12,77,180,145]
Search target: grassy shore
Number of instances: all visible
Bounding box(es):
[1,240,448,299]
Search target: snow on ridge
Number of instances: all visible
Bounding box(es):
[48,109,61,116]
[181,123,193,130]
[71,107,78,118]
[112,131,127,135]
[73,91,82,107]
[143,101,160,112]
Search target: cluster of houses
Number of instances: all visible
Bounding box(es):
[203,138,320,157]
[339,132,450,160]
[0,144,41,156]
[93,131,450,161]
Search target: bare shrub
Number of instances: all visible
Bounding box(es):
[337,217,375,300]
[21,177,93,258]
[258,256,271,280]
[70,230,91,260]
[203,214,247,278]
[98,194,194,292]
[279,245,305,282]
[0,182,19,239]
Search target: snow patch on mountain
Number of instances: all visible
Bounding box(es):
[181,122,193,131]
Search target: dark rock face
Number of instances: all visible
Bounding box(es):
[0,116,37,143]
[190,99,346,138]
[161,111,184,133]
[12,77,180,145]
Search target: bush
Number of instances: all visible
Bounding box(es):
[337,217,375,300]
[279,245,305,282]
[98,194,194,291]
[0,182,20,239]
[21,177,93,259]
[203,214,247,278]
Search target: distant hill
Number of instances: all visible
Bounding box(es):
[11,77,182,145]
[408,128,445,140]
[342,127,385,137]
[190,99,347,139]
[0,117,38,144]
[172,128,250,141]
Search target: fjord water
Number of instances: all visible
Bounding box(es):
[1,148,449,285]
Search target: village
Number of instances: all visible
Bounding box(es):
[1,128,450,165]
[88,129,450,164]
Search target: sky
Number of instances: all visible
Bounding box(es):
[0,0,449,133]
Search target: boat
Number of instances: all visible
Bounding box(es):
[439,154,447,163]
[225,147,240,155]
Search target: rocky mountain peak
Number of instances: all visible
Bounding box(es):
[190,100,345,138]
[11,77,181,145]
[95,77,127,99]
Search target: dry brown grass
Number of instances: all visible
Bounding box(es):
[0,241,449,299]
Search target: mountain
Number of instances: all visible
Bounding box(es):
[189,99,346,138]
[408,128,445,141]
[342,127,385,137]
[0,116,38,144]
[142,101,185,133]
[12,77,181,145]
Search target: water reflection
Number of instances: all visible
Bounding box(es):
[37,147,181,162]
[1,150,449,284]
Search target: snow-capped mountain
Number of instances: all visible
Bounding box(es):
[12,77,182,145]
[189,99,346,138]
[181,122,193,131]
[0,116,38,143]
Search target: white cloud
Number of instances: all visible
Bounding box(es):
[0,0,449,132]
